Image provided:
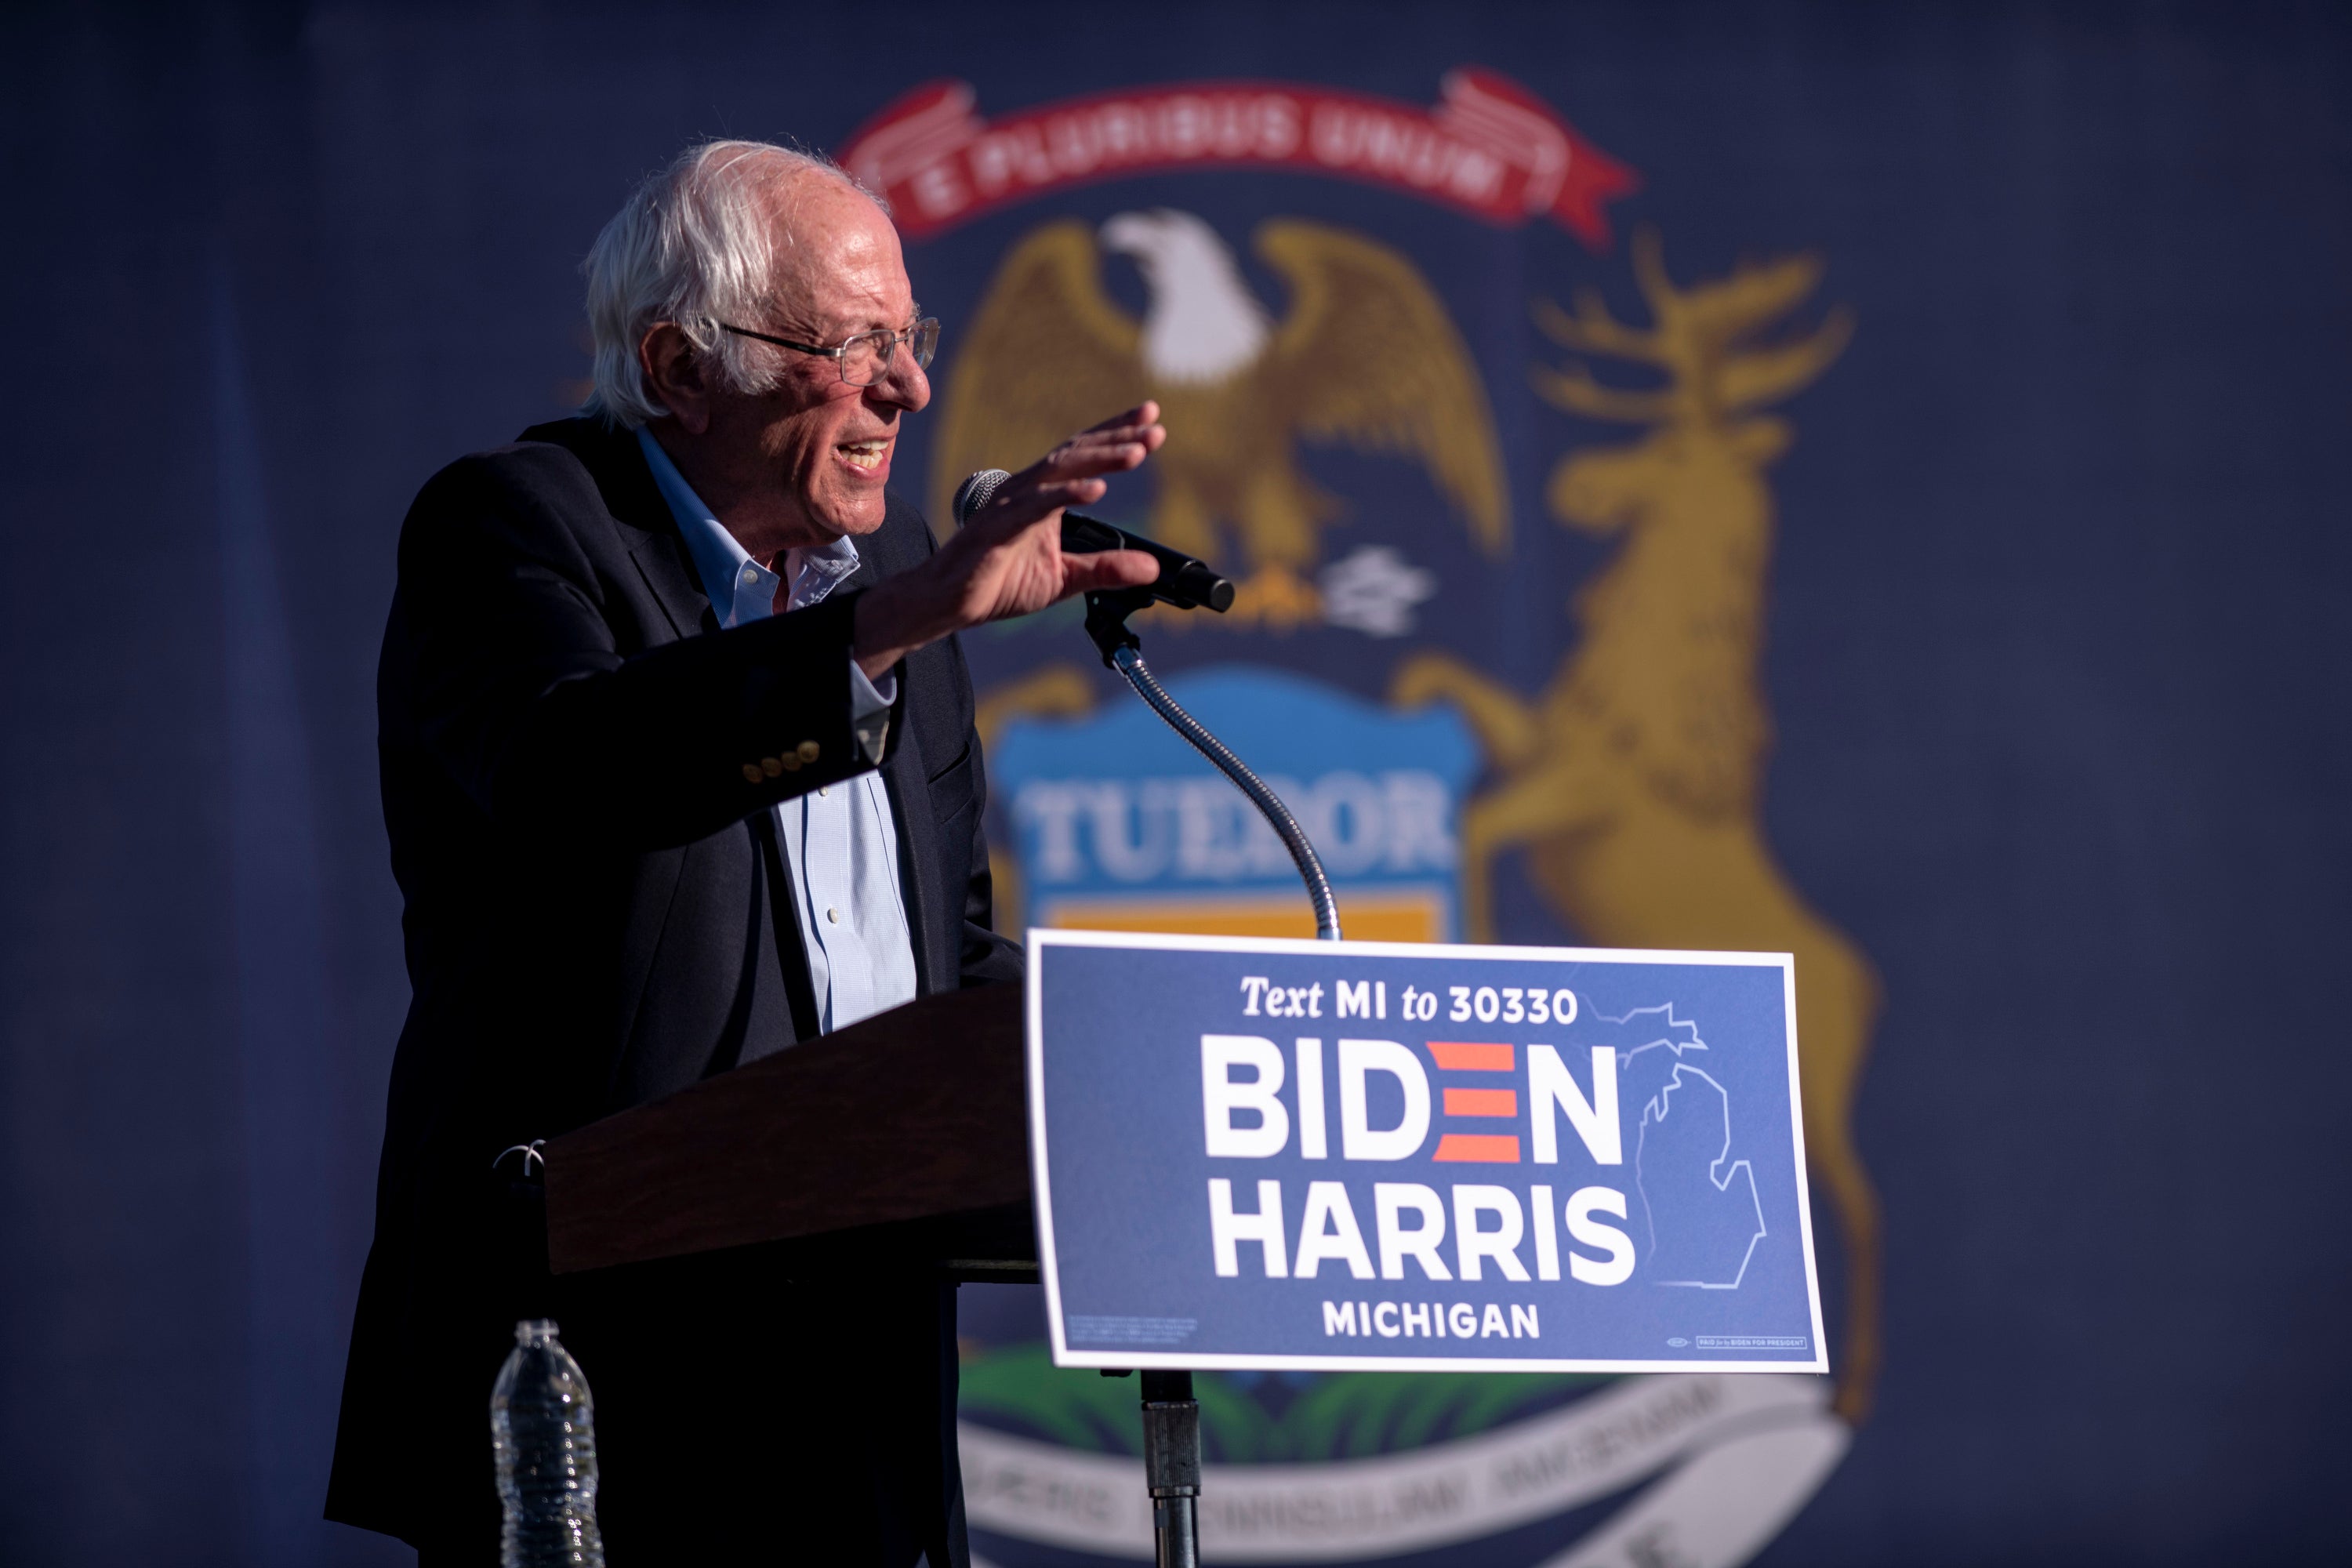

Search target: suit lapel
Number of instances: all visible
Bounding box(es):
[883,694,945,996]
[521,416,715,642]
[628,532,717,643]
[862,505,953,994]
[610,457,717,643]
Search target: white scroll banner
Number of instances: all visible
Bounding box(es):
[959,1372,1846,1564]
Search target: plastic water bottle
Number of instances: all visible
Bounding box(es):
[490,1319,606,1567]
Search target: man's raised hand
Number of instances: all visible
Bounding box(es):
[852,403,1165,677]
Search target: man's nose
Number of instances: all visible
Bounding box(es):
[869,347,930,412]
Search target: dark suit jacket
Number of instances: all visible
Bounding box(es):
[328,416,1019,1562]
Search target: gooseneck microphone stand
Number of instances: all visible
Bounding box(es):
[1080,580,1344,1568]
[949,463,1346,1565]
[1083,587,1343,942]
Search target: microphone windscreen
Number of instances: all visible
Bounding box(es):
[952,469,1011,527]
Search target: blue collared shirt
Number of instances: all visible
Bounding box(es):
[637,426,919,1035]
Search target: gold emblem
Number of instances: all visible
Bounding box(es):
[931,211,1509,627]
[1395,229,1882,1417]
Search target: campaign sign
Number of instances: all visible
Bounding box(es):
[1026,931,1827,1374]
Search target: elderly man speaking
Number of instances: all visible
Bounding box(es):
[325,140,1163,1565]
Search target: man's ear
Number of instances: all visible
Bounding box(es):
[637,323,712,435]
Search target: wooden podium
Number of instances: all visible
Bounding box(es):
[541,982,1038,1282]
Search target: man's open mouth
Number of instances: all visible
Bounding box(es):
[837,439,890,473]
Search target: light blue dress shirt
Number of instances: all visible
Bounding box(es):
[637,427,920,1034]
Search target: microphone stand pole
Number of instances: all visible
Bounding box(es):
[1081,585,1342,1568]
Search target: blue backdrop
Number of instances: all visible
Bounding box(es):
[2,2,2347,1563]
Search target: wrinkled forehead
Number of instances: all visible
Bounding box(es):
[765,174,912,333]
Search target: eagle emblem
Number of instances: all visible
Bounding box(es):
[929,210,1511,628]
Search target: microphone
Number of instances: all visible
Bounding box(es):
[953,469,1235,614]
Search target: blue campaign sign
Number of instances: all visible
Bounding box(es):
[1026,930,1827,1374]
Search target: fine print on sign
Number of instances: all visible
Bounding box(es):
[1025,931,1828,1374]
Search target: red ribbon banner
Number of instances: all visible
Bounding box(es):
[840,68,1640,249]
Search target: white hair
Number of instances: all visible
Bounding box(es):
[580,140,881,428]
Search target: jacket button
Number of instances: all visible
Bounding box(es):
[797,740,821,763]
[760,757,783,778]
[780,753,802,771]
[742,764,764,784]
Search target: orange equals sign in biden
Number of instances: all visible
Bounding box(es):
[1428,1041,1521,1163]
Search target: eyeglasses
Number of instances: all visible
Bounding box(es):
[715,317,939,387]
